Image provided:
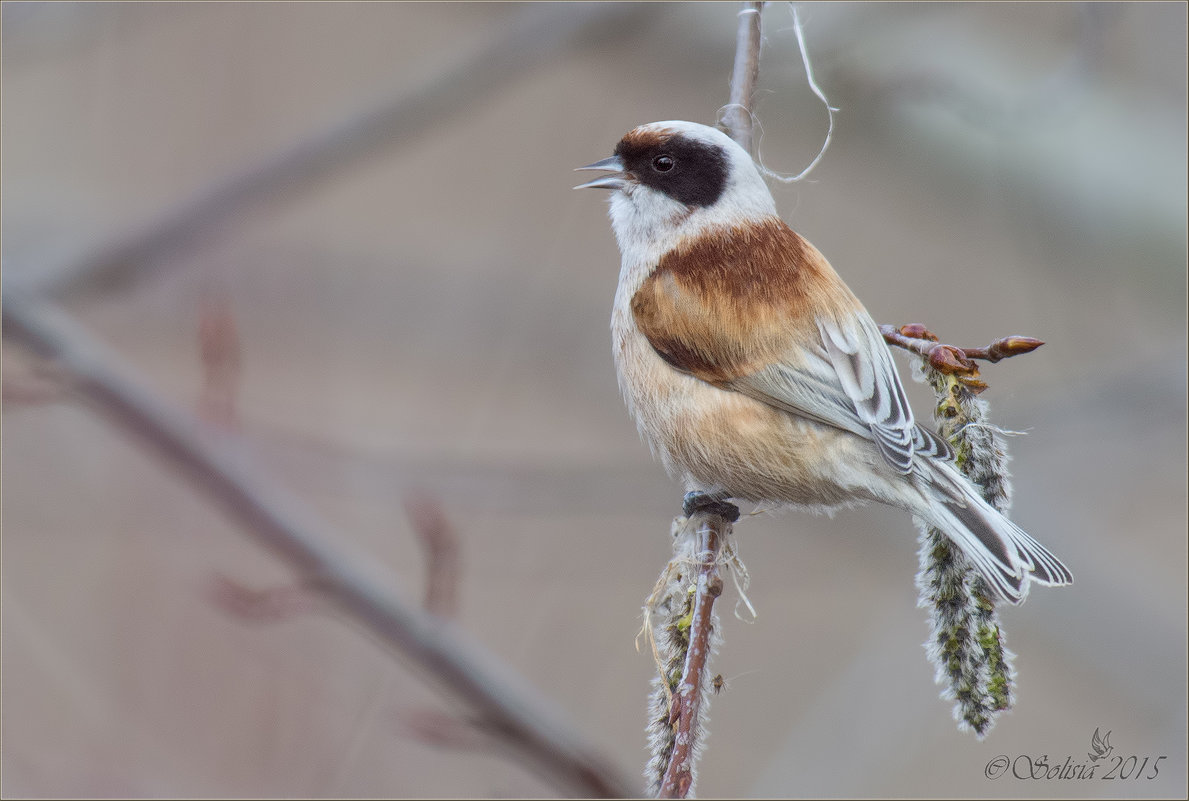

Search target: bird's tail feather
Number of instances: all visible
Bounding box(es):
[922,462,1073,605]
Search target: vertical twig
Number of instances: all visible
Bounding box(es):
[656,517,729,798]
[645,506,735,799]
[721,2,765,155]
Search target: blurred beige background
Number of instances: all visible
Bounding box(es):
[3,2,1185,798]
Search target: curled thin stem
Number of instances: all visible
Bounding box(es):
[759,4,840,184]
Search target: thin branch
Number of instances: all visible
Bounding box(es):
[644,496,738,798]
[209,493,461,624]
[720,2,765,154]
[657,512,731,799]
[880,323,1043,392]
[1,289,632,799]
[24,3,651,300]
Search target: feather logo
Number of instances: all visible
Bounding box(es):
[1088,727,1113,762]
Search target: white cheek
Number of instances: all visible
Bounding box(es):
[607,165,778,257]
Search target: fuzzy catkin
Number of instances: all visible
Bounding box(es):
[912,362,1017,737]
[643,517,723,797]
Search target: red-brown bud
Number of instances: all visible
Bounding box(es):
[989,336,1044,360]
[929,345,978,375]
[899,323,938,342]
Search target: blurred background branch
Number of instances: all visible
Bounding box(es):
[18,3,651,300]
[2,291,632,797]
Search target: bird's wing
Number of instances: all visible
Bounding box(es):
[630,221,950,474]
[728,312,941,474]
[821,313,919,473]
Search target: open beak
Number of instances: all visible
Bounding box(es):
[573,155,628,190]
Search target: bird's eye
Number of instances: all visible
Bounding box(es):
[652,155,675,173]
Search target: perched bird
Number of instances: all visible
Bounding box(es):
[575,120,1071,603]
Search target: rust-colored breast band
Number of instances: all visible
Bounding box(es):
[631,219,853,385]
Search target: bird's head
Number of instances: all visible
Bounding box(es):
[576,121,777,258]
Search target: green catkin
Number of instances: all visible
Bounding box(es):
[913,363,1017,738]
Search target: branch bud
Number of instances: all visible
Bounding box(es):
[928,345,978,375]
[987,336,1044,361]
[898,323,938,341]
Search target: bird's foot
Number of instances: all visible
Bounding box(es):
[682,491,740,522]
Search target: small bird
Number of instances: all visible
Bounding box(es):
[576,120,1071,603]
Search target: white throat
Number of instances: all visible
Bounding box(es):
[606,136,777,301]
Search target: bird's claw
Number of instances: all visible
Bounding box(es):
[682,491,740,522]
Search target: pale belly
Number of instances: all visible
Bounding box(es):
[612,318,882,509]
